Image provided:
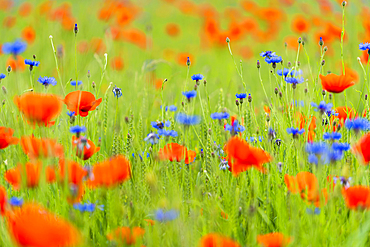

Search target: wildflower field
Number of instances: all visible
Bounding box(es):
[1,0,370,246]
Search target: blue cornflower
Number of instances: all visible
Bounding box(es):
[38,76,57,87]
[219,159,230,170]
[247,137,257,143]
[158,129,178,137]
[359,43,370,51]
[332,142,350,152]
[154,209,179,222]
[176,113,200,125]
[322,149,344,164]
[151,121,170,129]
[191,74,204,81]
[71,80,82,86]
[323,132,342,141]
[268,128,276,140]
[333,176,351,189]
[70,125,86,134]
[9,197,23,207]
[286,127,304,137]
[259,136,263,142]
[67,111,75,117]
[311,101,333,114]
[225,120,245,135]
[0,74,6,80]
[169,105,177,112]
[285,77,304,85]
[182,90,197,100]
[210,112,230,120]
[326,110,339,117]
[308,154,319,165]
[235,93,247,99]
[345,118,370,132]
[25,59,40,70]
[265,55,282,64]
[144,133,160,144]
[74,202,104,212]
[306,207,321,215]
[2,40,27,55]
[305,142,328,154]
[260,51,276,58]
[277,68,292,77]
[112,85,122,98]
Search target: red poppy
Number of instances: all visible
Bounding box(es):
[121,29,147,49]
[166,23,180,37]
[58,159,87,186]
[200,233,241,247]
[20,136,64,160]
[158,143,196,165]
[87,155,131,188]
[320,73,355,93]
[5,162,56,189]
[107,227,145,245]
[6,55,26,71]
[342,186,370,210]
[110,56,124,71]
[353,133,370,164]
[21,26,36,44]
[90,37,106,54]
[291,15,310,33]
[3,16,16,29]
[0,127,18,149]
[7,203,81,247]
[14,93,62,127]
[257,233,291,247]
[144,219,155,226]
[224,136,271,175]
[0,186,7,215]
[64,91,102,117]
[19,2,32,17]
[72,135,100,160]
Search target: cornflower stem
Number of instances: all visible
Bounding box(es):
[227,41,247,93]
[356,59,369,114]
[184,65,189,92]
[97,53,108,98]
[49,35,65,96]
[29,70,33,91]
[74,34,78,82]
[197,85,208,127]
[161,80,165,122]
[340,4,346,75]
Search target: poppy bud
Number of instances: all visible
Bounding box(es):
[266,115,270,122]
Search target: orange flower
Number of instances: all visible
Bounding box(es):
[87,155,131,188]
[332,106,355,128]
[342,186,370,210]
[257,233,291,247]
[5,162,56,189]
[21,26,36,44]
[0,127,19,149]
[0,186,7,215]
[90,37,106,54]
[353,133,370,164]
[3,16,16,29]
[224,137,271,175]
[64,91,102,117]
[77,40,89,54]
[158,143,196,165]
[107,227,145,245]
[110,56,124,71]
[6,55,26,71]
[19,2,32,17]
[14,93,62,127]
[72,136,100,160]
[20,136,64,160]
[144,219,155,226]
[121,29,147,49]
[177,52,194,66]
[7,204,80,247]
[320,73,355,93]
[291,15,310,33]
[166,23,180,37]
[284,172,327,207]
[200,233,241,247]
[58,159,87,186]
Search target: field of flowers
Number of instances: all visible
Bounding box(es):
[0,0,370,246]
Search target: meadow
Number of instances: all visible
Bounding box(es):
[0,0,370,246]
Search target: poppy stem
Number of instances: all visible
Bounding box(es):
[49,35,65,96]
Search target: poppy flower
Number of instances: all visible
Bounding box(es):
[342,186,370,210]
[257,233,291,247]
[6,55,26,71]
[121,29,147,49]
[110,56,124,71]
[20,136,64,160]
[166,23,180,37]
[0,127,19,149]
[3,16,16,29]
[14,93,62,127]
[19,2,32,17]
[64,91,102,117]
[87,155,131,188]
[72,135,100,160]
[320,73,355,93]
[200,233,241,247]
[0,186,7,215]
[353,133,370,164]
[224,136,271,175]
[4,162,56,189]
[7,203,80,247]
[291,15,310,33]
[21,26,36,44]
[158,143,196,165]
[107,227,145,245]
[90,37,106,54]
[58,159,87,186]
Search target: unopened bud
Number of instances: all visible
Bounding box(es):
[203,80,207,86]
[226,37,230,43]
[257,60,260,69]
[235,99,239,106]
[322,90,326,96]
[323,46,328,52]
[7,66,11,73]
[248,94,252,103]
[274,87,278,95]
[342,1,347,6]
[321,60,325,66]
[74,23,78,35]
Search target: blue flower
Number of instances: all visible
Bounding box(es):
[67,111,75,117]
[210,112,230,120]
[74,202,104,212]
[112,85,122,98]
[71,81,82,86]
[154,209,179,222]
[332,142,350,152]
[308,154,319,165]
[191,74,204,81]
[326,110,339,117]
[176,113,200,125]
[359,43,370,51]
[323,132,342,140]
[306,142,328,155]
[322,149,344,164]
[311,101,332,114]
[0,74,6,80]
[306,207,321,215]
[345,118,370,132]
[25,59,40,68]
[286,127,304,137]
[2,40,27,55]
[182,90,197,99]
[260,51,276,58]
[235,93,247,99]
[38,76,57,87]
[225,120,245,135]
[151,121,170,129]
[219,159,229,170]
[158,129,178,137]
[70,125,86,134]
[265,55,282,64]
[277,68,292,76]
[144,133,160,144]
[285,77,304,84]
[9,197,23,207]
[168,105,177,112]
[268,128,276,140]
